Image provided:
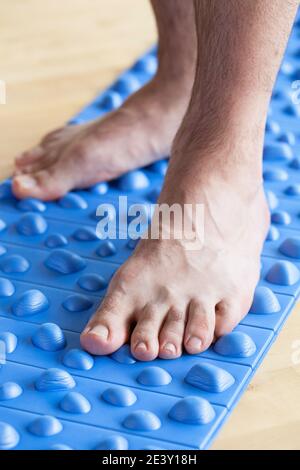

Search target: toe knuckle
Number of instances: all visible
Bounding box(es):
[141,307,157,322]
[100,294,120,313]
[168,308,184,323]
[133,329,150,343]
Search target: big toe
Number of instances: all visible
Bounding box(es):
[80,294,132,355]
[12,162,74,200]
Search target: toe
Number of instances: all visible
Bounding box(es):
[159,307,186,359]
[14,152,57,177]
[12,160,75,200]
[80,293,132,355]
[40,127,66,146]
[131,304,166,361]
[15,146,45,168]
[214,298,250,338]
[184,300,215,354]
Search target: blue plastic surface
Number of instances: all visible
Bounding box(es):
[1,16,300,449]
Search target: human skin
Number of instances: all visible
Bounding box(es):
[12,0,299,360]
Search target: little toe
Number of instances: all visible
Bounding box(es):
[159,307,186,359]
[214,299,249,338]
[131,304,166,361]
[80,294,132,355]
[184,300,215,354]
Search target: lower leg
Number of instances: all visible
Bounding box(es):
[13,0,196,200]
[81,0,297,361]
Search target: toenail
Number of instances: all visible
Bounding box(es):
[163,343,176,355]
[16,175,36,188]
[135,342,147,352]
[186,336,202,352]
[89,325,109,340]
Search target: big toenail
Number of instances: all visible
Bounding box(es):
[89,325,109,340]
[186,336,202,352]
[135,342,147,352]
[163,343,176,355]
[17,175,36,188]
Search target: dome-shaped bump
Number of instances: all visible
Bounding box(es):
[126,238,140,250]
[279,237,300,259]
[62,348,94,370]
[265,120,281,135]
[114,73,140,95]
[59,193,88,210]
[35,368,75,392]
[16,212,47,236]
[285,184,300,196]
[265,260,300,285]
[123,410,161,431]
[133,55,157,75]
[102,387,137,407]
[265,190,279,210]
[17,198,46,213]
[77,273,107,291]
[185,363,235,393]
[111,344,136,364]
[137,367,172,387]
[90,182,109,195]
[97,241,117,257]
[0,422,19,449]
[59,392,91,414]
[0,332,17,353]
[0,219,6,233]
[95,435,128,450]
[12,289,49,317]
[271,211,291,225]
[98,91,122,110]
[0,382,23,401]
[45,249,86,274]
[45,233,68,248]
[148,160,168,176]
[116,170,150,191]
[214,331,257,358]
[263,143,293,162]
[263,168,288,181]
[62,294,93,312]
[290,157,300,169]
[250,286,281,314]
[169,396,216,425]
[0,277,15,297]
[277,131,296,146]
[28,415,63,437]
[266,225,280,241]
[0,245,7,256]
[32,323,66,351]
[0,254,30,273]
[73,227,99,241]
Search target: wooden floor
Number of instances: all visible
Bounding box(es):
[1,0,300,450]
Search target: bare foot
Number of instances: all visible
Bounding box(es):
[80,139,270,361]
[12,76,192,200]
